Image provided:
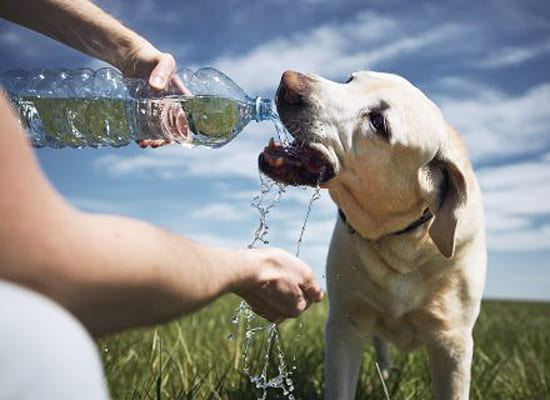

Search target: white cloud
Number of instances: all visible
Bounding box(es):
[282,219,336,244]
[478,159,550,218]
[486,225,550,251]
[482,181,550,217]
[67,196,129,214]
[0,28,52,60]
[210,12,466,93]
[188,232,250,249]
[477,155,550,250]
[223,189,262,201]
[484,211,530,233]
[476,39,550,68]
[93,153,185,177]
[434,80,550,163]
[476,157,550,191]
[190,203,250,222]
[0,31,24,46]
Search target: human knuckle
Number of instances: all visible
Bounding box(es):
[289,307,303,318]
[163,52,175,62]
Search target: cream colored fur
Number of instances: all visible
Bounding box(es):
[293,71,486,400]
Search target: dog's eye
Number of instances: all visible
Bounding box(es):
[369,111,386,136]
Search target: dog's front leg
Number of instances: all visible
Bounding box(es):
[425,331,473,400]
[324,315,367,400]
[373,336,392,379]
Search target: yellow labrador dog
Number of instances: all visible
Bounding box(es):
[259,70,486,400]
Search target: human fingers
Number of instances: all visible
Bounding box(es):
[137,139,173,148]
[247,298,288,323]
[171,74,192,96]
[300,277,324,304]
[276,250,322,301]
[148,53,176,91]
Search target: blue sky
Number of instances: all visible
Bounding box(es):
[1,0,549,300]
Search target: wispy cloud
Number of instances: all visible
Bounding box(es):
[478,154,550,250]
[190,203,250,222]
[476,39,550,68]
[485,226,550,251]
[210,12,467,93]
[67,196,130,214]
[434,79,550,163]
[0,31,24,46]
[188,232,250,249]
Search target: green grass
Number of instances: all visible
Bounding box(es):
[97,297,550,399]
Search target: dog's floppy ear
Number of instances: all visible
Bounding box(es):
[425,156,467,258]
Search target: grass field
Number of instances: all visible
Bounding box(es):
[97,296,550,399]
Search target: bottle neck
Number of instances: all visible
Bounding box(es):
[254,97,274,122]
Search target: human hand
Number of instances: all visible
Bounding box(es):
[234,248,324,323]
[119,42,191,148]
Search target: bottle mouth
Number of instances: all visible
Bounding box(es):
[255,97,273,122]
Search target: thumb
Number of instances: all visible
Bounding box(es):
[149,53,176,90]
[301,278,324,303]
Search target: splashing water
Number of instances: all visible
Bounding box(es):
[295,169,324,258]
[272,116,293,146]
[229,131,324,399]
[231,171,296,399]
[247,173,286,248]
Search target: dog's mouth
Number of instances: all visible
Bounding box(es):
[258,138,335,186]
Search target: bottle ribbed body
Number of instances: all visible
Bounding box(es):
[1,67,274,148]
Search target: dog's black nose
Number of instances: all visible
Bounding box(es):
[278,70,309,105]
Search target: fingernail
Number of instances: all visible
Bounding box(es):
[151,76,164,88]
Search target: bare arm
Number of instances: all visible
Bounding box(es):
[0,94,323,336]
[0,0,178,90]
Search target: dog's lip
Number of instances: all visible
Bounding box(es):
[258,138,335,186]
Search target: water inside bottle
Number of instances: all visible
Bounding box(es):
[173,95,248,144]
[12,94,250,148]
[16,97,133,147]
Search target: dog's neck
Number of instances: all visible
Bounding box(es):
[338,207,439,274]
[338,207,433,238]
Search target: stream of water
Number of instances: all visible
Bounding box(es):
[230,162,323,399]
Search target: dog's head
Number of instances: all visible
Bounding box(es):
[259,70,470,258]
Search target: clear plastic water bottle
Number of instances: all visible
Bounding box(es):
[0,67,274,148]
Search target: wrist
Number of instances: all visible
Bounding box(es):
[186,241,255,299]
[110,35,153,74]
[226,249,256,296]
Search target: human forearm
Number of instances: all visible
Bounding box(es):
[61,213,246,335]
[6,208,322,337]
[5,210,247,336]
[0,0,150,72]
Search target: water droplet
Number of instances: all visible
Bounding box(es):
[233,121,326,399]
[227,334,235,340]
